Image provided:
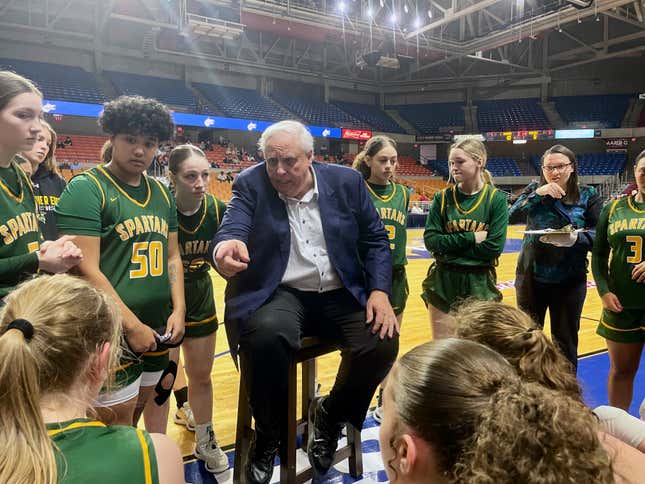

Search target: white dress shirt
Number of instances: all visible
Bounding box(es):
[279,169,343,293]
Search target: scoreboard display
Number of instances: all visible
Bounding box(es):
[483,129,556,142]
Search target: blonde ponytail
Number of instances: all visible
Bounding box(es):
[0,329,57,484]
[0,275,122,484]
[482,168,495,186]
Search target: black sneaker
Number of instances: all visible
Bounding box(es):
[245,434,278,484]
[307,396,343,476]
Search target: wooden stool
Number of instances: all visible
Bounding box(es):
[233,336,363,484]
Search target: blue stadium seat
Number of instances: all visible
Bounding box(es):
[106,71,199,112]
[271,92,368,128]
[476,98,551,132]
[389,102,465,135]
[553,94,633,129]
[0,58,105,104]
[195,84,292,122]
[331,101,405,133]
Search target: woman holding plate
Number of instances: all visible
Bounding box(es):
[509,144,602,370]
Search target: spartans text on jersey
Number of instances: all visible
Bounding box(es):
[378,207,406,226]
[444,218,490,233]
[115,215,169,241]
[608,217,645,235]
[1,212,39,244]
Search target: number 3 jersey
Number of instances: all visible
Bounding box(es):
[593,195,645,309]
[56,166,178,328]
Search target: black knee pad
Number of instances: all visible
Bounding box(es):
[153,360,178,406]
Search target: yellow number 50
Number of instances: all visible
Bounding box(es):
[626,236,643,264]
[130,241,164,279]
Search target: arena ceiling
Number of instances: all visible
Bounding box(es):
[0,0,644,91]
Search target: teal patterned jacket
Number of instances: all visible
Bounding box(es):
[509,181,602,285]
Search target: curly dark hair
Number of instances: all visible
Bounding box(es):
[98,95,174,141]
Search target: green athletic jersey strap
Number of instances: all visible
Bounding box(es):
[55,166,178,329]
[424,184,508,267]
[0,161,41,298]
[592,195,645,309]
[365,181,409,266]
[178,193,226,278]
[47,418,159,484]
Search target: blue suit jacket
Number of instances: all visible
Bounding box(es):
[212,161,392,358]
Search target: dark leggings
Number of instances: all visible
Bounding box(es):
[516,278,587,370]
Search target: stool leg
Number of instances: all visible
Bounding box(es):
[281,359,298,484]
[301,359,316,447]
[234,378,252,484]
[347,425,363,478]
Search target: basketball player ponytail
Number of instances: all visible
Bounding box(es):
[0,275,122,484]
[0,322,56,484]
[460,380,613,483]
[388,339,613,484]
[453,300,582,400]
[482,168,495,187]
[352,151,371,180]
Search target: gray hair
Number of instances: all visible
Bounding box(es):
[258,120,314,155]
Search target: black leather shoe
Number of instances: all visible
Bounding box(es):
[245,435,278,484]
[307,396,343,476]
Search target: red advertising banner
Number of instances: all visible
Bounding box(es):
[341,129,372,140]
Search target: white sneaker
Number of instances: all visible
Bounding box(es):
[195,429,229,474]
[373,387,384,424]
[174,403,196,432]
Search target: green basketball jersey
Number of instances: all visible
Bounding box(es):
[47,418,159,484]
[178,193,226,278]
[424,184,508,267]
[56,166,178,329]
[366,182,409,267]
[0,161,41,298]
[593,195,645,309]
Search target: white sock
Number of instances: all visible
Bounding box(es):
[196,422,214,445]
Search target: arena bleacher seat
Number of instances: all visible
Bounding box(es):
[487,157,522,177]
[425,159,450,178]
[106,71,199,112]
[395,155,435,176]
[476,98,550,132]
[424,157,522,178]
[195,84,293,122]
[331,101,405,133]
[271,92,368,128]
[553,94,633,129]
[390,102,465,135]
[0,58,105,104]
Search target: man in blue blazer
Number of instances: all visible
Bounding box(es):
[212,120,399,483]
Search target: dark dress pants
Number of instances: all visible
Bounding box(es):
[516,277,587,370]
[238,286,399,446]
